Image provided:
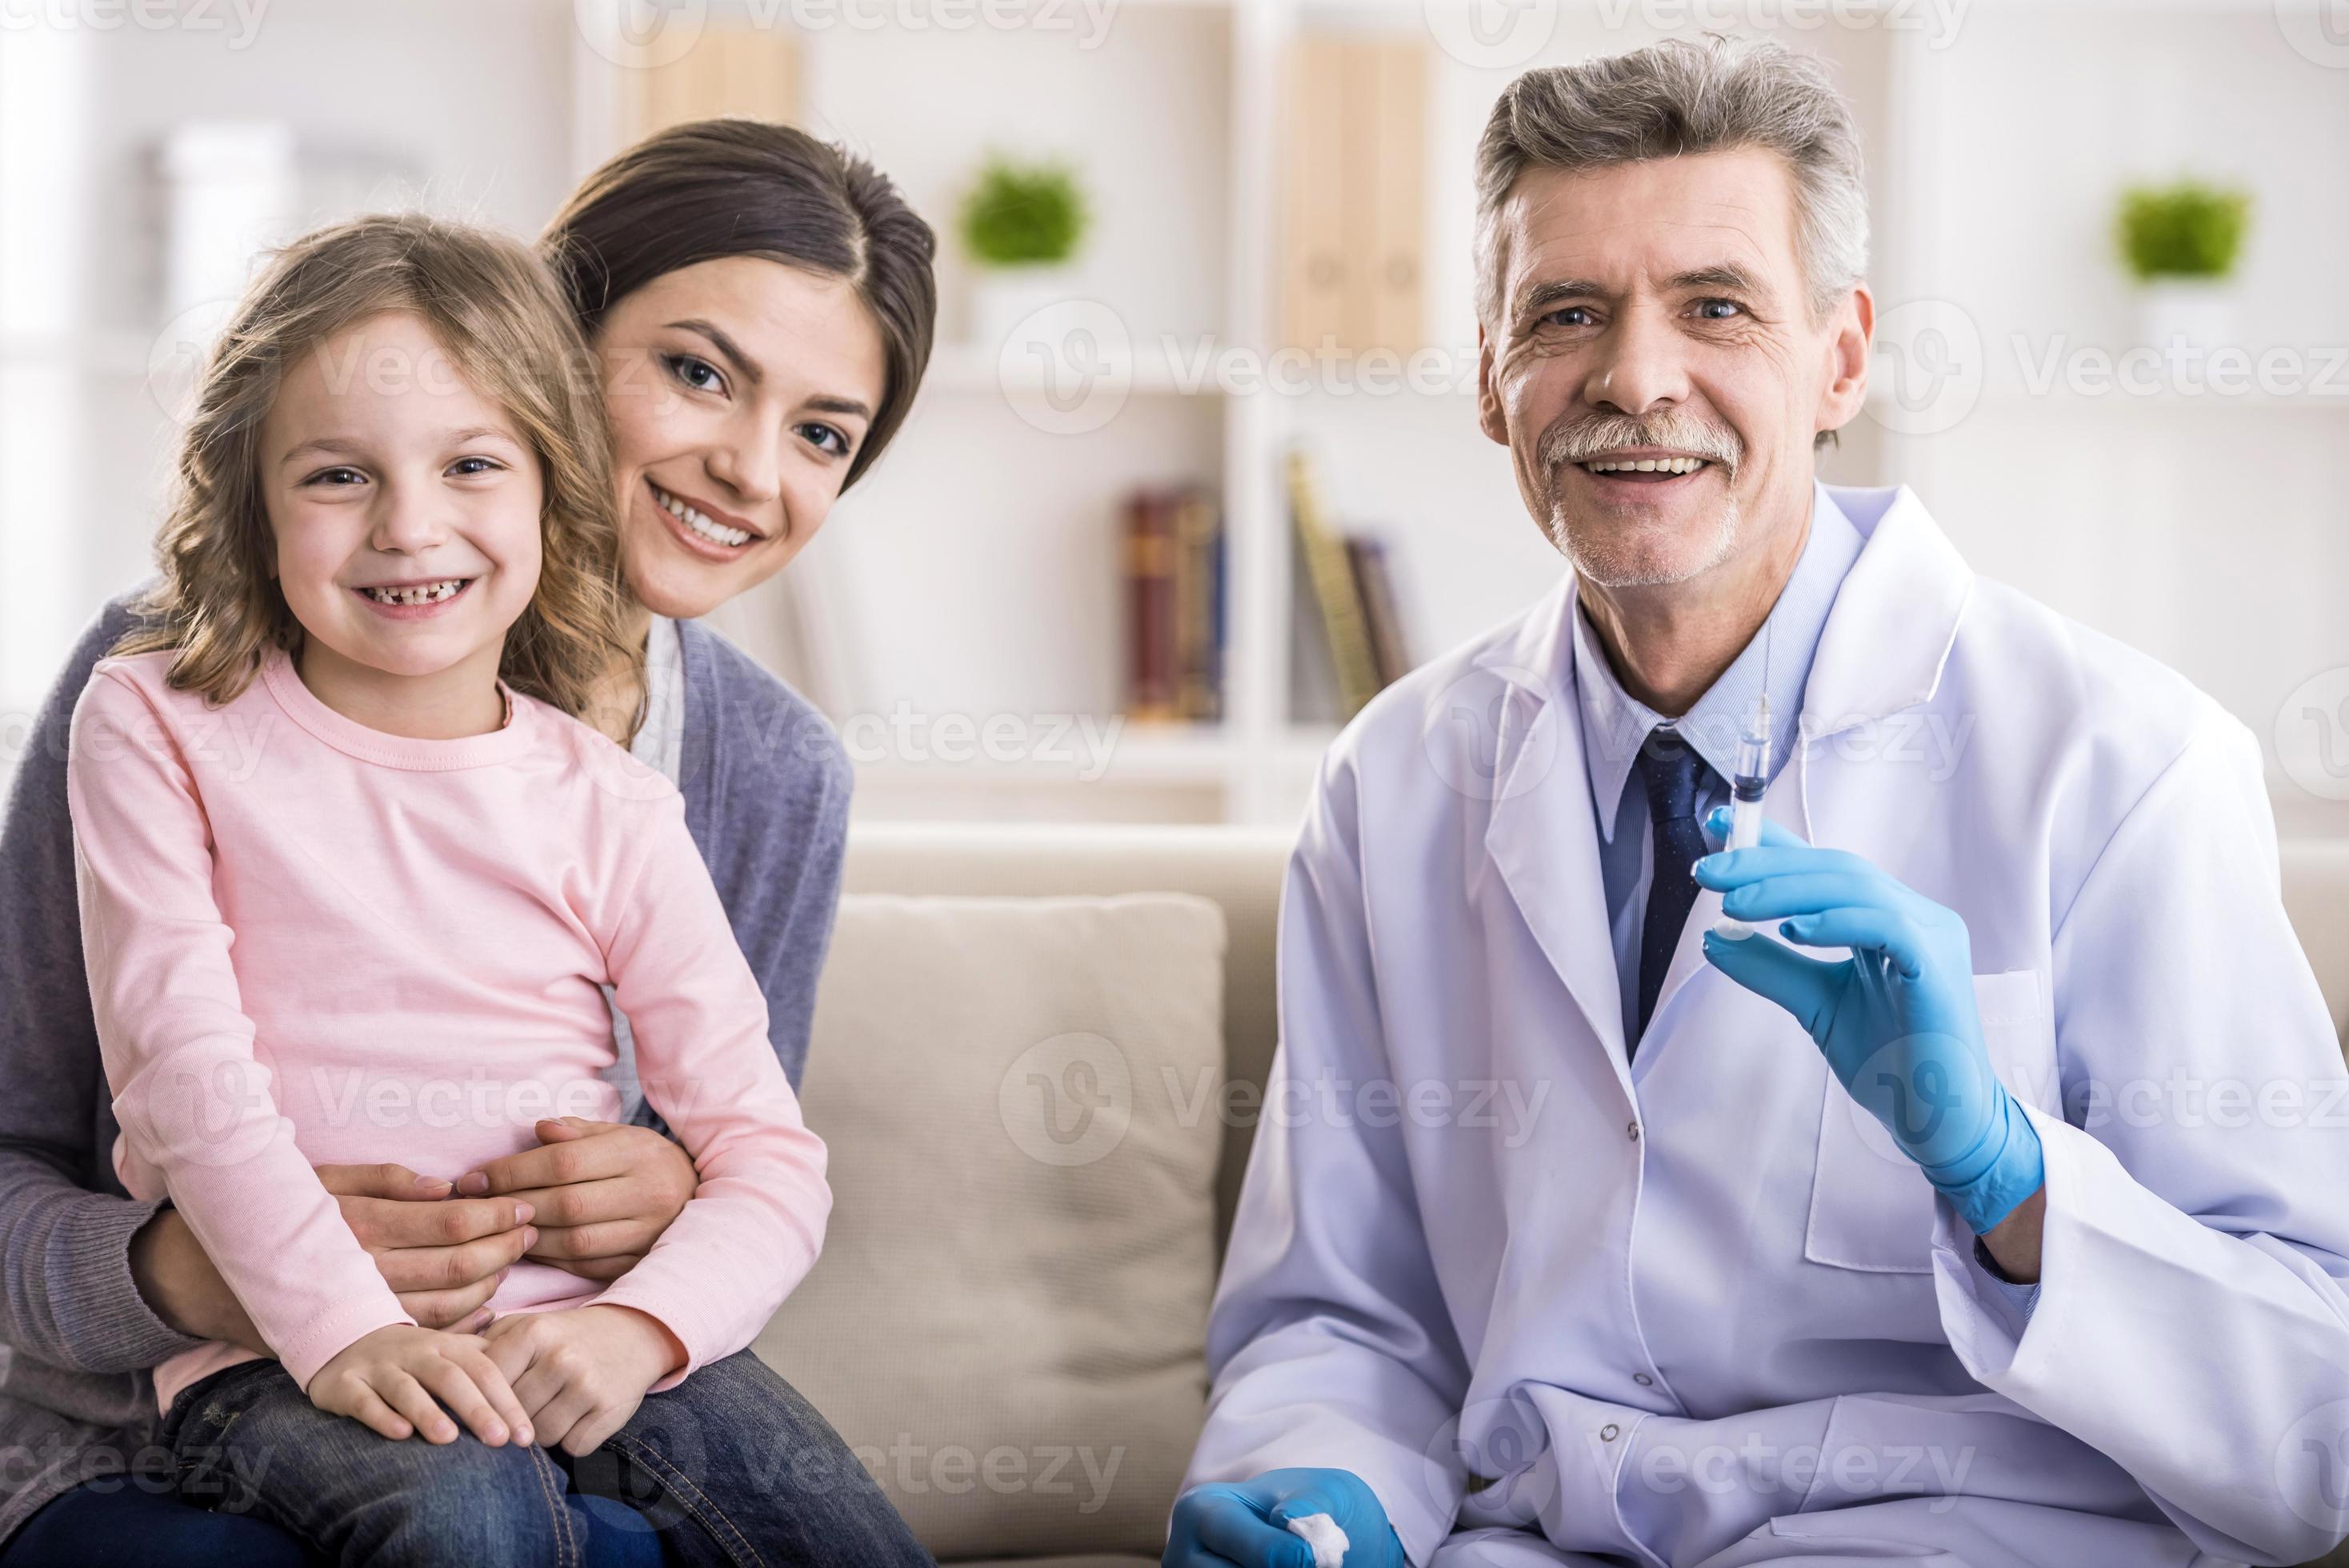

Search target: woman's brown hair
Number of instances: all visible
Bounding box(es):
[542,118,938,490]
[117,212,640,719]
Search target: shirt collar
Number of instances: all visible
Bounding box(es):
[1574,482,1865,843]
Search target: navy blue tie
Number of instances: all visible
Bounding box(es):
[1632,727,1715,1047]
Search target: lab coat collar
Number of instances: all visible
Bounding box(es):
[1467,482,1973,1076]
[1477,644,1634,1075]
[1795,484,1974,740]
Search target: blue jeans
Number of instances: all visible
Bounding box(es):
[0,1477,325,1568]
[2,1460,665,1568]
[157,1350,931,1567]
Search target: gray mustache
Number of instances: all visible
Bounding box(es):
[1540,413,1743,476]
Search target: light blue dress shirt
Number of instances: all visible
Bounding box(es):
[1568,482,2038,1319]
[1572,482,1862,1049]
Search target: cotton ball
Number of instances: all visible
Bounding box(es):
[1286,1511,1351,1568]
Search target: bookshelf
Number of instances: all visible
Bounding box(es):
[576,0,2349,833]
[567,0,1559,826]
[8,1,2345,833]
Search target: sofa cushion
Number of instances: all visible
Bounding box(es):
[754,893,1226,1561]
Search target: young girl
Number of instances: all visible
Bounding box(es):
[66,214,926,1566]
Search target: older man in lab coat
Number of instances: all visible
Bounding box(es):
[1162,34,2349,1568]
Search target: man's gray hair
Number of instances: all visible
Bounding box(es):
[1474,35,1868,328]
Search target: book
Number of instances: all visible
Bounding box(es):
[1124,490,1179,721]
[1346,535,1411,689]
[1287,450,1383,719]
[1171,488,1224,722]
[1124,485,1225,722]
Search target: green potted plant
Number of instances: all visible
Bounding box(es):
[2117,178,2251,352]
[959,154,1089,347]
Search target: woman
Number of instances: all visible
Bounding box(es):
[0,119,936,1566]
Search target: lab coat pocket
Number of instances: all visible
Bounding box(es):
[1972,968,2059,1118]
[1803,971,2051,1274]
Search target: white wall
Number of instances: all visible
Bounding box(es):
[1875,3,2349,822]
[0,0,577,726]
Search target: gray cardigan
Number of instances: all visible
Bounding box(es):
[0,592,852,1546]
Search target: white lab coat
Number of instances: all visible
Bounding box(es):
[1186,485,2349,1567]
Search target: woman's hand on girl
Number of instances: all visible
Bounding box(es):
[134,1165,533,1350]
[480,1304,682,1456]
[453,1118,698,1282]
[130,1205,270,1353]
[309,1322,534,1448]
[314,1159,538,1330]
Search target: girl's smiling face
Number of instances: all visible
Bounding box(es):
[260,310,543,729]
[595,255,890,622]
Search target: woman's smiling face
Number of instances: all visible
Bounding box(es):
[597,254,890,621]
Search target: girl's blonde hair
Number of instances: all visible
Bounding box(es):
[118,212,639,720]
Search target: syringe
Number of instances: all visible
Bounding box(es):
[1711,694,1772,940]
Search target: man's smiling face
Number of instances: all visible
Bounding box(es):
[1476,146,1871,590]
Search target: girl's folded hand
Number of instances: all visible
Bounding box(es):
[481,1304,684,1457]
[308,1323,534,1448]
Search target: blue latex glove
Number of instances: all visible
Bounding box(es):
[1694,809,2044,1237]
[1163,1469,1406,1568]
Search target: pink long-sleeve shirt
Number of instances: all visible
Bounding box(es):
[66,650,830,1414]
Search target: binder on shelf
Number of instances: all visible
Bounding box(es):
[627,26,800,142]
[1283,33,1354,352]
[1363,38,1427,354]
[1280,31,1428,354]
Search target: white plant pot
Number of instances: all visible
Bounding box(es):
[2135,278,2239,354]
[968,264,1080,350]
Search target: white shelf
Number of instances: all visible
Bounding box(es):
[848,722,1337,782]
[924,340,1223,398]
[856,722,1225,784]
[923,339,1489,404]
[847,720,1339,826]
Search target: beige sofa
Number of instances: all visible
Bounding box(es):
[746,823,2349,1567]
